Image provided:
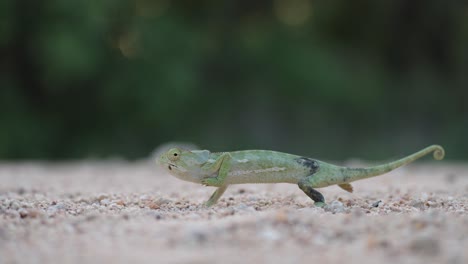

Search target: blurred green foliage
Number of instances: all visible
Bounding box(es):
[1,0,467,160]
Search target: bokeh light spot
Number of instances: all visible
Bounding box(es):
[274,0,312,26]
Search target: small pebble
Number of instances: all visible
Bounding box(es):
[155,198,171,206]
[139,195,150,201]
[410,201,426,210]
[114,200,126,206]
[47,203,66,216]
[100,199,111,206]
[147,202,160,210]
[27,209,41,218]
[371,200,382,208]
[18,208,28,218]
[97,193,109,201]
[325,201,346,213]
[10,201,20,210]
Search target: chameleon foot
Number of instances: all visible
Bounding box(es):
[298,179,326,206]
[204,186,228,207]
[204,200,216,207]
[314,202,326,208]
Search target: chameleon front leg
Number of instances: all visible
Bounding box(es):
[205,185,228,207]
[200,153,232,206]
[201,153,232,187]
[298,178,326,207]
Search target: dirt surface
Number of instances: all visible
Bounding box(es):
[0,160,467,264]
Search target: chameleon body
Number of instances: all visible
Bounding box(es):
[157,145,445,207]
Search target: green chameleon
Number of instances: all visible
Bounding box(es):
[157,145,445,207]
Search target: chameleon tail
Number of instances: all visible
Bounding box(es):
[340,145,445,183]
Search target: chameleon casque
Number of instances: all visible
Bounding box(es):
[157,145,445,207]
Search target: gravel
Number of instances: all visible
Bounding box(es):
[0,161,467,263]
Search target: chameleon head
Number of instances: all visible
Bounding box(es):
[157,147,210,183]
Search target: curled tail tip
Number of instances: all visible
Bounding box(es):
[430,145,445,160]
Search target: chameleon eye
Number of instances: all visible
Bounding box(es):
[168,148,181,161]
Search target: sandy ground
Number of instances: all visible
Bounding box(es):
[0,159,467,264]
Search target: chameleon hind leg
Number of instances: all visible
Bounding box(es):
[204,185,228,207]
[298,178,325,207]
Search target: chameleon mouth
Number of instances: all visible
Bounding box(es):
[166,163,188,173]
[167,163,178,171]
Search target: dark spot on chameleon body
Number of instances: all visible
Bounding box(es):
[295,157,319,174]
[168,165,172,170]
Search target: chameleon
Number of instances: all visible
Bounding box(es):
[157,145,445,207]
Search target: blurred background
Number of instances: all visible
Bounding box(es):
[0,0,467,160]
